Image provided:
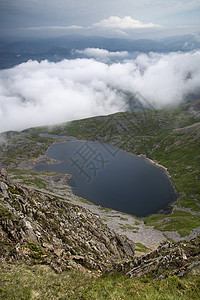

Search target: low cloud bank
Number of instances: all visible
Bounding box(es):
[93,16,163,30]
[0,50,200,132]
[75,48,129,59]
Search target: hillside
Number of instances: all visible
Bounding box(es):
[33,100,200,237]
[0,169,200,299]
[0,169,135,273]
[0,101,200,243]
[0,100,200,298]
[1,167,199,276]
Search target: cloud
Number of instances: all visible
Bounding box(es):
[114,30,130,37]
[75,48,129,59]
[176,25,192,28]
[2,1,200,39]
[0,50,200,132]
[93,16,163,30]
[20,25,84,31]
[19,16,163,36]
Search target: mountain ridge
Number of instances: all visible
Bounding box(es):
[0,168,135,273]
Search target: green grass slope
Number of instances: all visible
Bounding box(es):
[0,101,200,299]
[28,102,200,237]
[0,102,200,237]
[0,263,199,300]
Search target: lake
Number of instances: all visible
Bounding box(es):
[35,140,177,217]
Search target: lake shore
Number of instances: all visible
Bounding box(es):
[139,154,179,212]
[16,142,184,254]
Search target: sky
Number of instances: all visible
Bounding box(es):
[0,0,200,39]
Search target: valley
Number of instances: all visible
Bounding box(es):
[0,100,200,249]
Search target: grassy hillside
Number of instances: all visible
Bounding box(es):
[0,102,200,237]
[23,102,200,237]
[0,263,200,299]
[0,101,200,299]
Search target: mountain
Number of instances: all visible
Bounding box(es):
[161,32,200,51]
[1,33,199,70]
[0,35,167,54]
[0,100,200,298]
[0,35,168,69]
[0,100,199,242]
[1,32,199,55]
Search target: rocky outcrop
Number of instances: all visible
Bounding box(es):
[0,169,135,273]
[109,237,200,278]
[189,98,200,118]
[1,168,199,278]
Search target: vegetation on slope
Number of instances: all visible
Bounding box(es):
[0,263,200,300]
[27,101,200,237]
[0,101,200,299]
[0,101,199,237]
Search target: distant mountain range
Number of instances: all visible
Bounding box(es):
[0,35,168,55]
[0,32,199,69]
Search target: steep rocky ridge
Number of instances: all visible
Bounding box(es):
[110,237,200,279]
[1,168,200,280]
[0,169,135,273]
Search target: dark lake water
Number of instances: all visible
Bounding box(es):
[35,140,177,217]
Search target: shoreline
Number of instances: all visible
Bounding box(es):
[138,154,179,211]
[35,140,178,218]
[37,136,178,203]
[31,139,179,219]
[16,139,184,252]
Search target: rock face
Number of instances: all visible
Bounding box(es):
[109,237,200,278]
[0,169,135,273]
[1,168,199,278]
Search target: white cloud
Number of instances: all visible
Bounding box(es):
[19,16,163,36]
[0,50,200,132]
[75,48,129,59]
[176,25,192,28]
[114,30,130,37]
[20,25,84,31]
[93,16,163,30]
[3,1,200,39]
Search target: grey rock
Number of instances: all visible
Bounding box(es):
[0,181,9,198]
[0,168,135,272]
